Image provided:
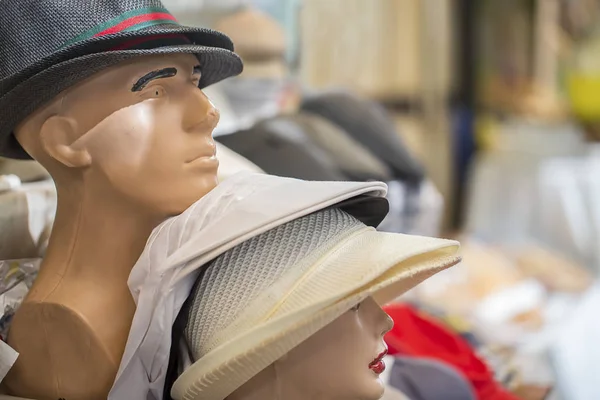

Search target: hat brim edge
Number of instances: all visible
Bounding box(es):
[0,24,235,92]
[0,44,243,159]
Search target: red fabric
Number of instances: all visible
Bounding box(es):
[383,303,521,400]
[95,13,177,37]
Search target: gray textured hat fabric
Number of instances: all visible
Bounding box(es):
[185,207,365,358]
[301,91,425,184]
[162,198,388,399]
[389,356,477,400]
[290,112,394,182]
[216,116,348,181]
[0,0,243,159]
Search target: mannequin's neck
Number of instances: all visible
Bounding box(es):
[228,385,324,400]
[38,181,161,288]
[227,365,316,400]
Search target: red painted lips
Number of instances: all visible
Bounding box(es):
[369,348,388,374]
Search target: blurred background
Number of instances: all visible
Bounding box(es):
[3,1,600,399]
[164,1,600,399]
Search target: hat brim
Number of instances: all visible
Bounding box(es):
[172,228,460,400]
[0,27,243,159]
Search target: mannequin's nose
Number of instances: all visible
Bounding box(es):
[205,106,220,131]
[381,312,394,336]
[184,88,220,133]
[374,305,394,336]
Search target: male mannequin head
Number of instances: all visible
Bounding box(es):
[1,0,242,398]
[16,53,220,217]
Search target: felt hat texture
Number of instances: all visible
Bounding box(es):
[0,0,243,159]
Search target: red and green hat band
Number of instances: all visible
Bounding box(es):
[61,7,180,49]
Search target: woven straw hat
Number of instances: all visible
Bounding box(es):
[171,207,460,400]
[0,0,243,159]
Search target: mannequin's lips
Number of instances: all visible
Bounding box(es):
[186,146,217,165]
[369,348,388,375]
[186,155,219,168]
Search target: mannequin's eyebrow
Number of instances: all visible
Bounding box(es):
[131,67,178,92]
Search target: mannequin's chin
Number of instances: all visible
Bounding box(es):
[376,376,386,393]
[359,375,386,400]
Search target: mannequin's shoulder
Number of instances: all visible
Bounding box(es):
[7,300,112,361]
[10,291,133,359]
[5,302,118,399]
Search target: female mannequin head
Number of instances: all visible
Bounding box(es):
[172,206,461,400]
[227,296,393,400]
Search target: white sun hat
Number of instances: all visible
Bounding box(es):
[110,172,390,399]
[170,208,460,399]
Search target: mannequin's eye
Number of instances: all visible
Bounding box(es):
[151,86,166,97]
[140,85,166,100]
[351,302,361,312]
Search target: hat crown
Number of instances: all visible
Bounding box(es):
[184,207,365,360]
[0,0,174,80]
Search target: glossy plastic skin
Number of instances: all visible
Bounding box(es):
[227,297,394,400]
[4,54,220,400]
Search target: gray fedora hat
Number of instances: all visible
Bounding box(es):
[0,0,243,159]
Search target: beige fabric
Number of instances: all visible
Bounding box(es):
[215,8,285,60]
[408,240,547,332]
[514,245,593,293]
[239,59,288,79]
[214,8,287,79]
[300,0,453,98]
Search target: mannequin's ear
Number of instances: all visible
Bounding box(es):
[39,116,91,168]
